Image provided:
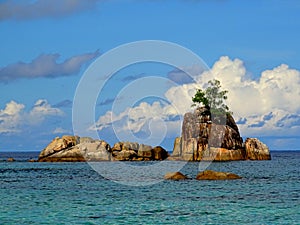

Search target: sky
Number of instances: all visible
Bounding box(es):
[1,0,300,151]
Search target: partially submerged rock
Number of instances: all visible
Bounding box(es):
[28,159,37,162]
[164,172,188,180]
[196,170,242,180]
[7,157,15,162]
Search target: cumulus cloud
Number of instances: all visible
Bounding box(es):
[91,101,181,139]
[93,56,300,143]
[0,99,63,134]
[0,101,25,133]
[0,51,99,82]
[29,99,64,124]
[0,0,101,21]
[195,56,300,137]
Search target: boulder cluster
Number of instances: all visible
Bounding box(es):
[38,136,168,162]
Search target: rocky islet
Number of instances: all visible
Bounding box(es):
[171,107,271,161]
[38,107,271,162]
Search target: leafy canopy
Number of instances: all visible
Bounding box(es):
[192,79,230,115]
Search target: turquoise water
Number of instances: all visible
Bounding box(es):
[0,151,299,224]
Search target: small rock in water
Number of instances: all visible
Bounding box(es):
[28,159,36,162]
[7,157,15,162]
[196,170,242,180]
[164,172,188,180]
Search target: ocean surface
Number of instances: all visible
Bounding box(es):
[0,151,299,224]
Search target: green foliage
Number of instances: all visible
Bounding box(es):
[192,79,231,115]
[191,88,209,108]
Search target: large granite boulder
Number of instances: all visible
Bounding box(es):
[111,142,139,160]
[38,136,111,162]
[38,145,85,162]
[38,135,80,160]
[138,144,153,159]
[152,146,168,160]
[174,107,244,161]
[244,138,271,160]
[172,107,271,161]
[196,170,242,180]
[79,140,112,161]
[113,150,137,161]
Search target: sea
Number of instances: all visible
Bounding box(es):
[0,151,299,225]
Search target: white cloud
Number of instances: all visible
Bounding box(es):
[164,83,199,115]
[0,99,63,134]
[197,57,300,137]
[258,64,300,113]
[0,51,99,82]
[92,101,182,139]
[93,56,300,143]
[0,101,25,133]
[0,0,101,21]
[29,99,64,124]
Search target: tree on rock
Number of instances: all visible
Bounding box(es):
[192,79,231,122]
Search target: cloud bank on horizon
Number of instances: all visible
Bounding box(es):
[93,56,300,142]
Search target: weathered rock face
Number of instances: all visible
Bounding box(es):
[152,146,168,160]
[201,148,245,161]
[79,140,112,161]
[172,107,271,161]
[182,108,243,149]
[244,138,271,160]
[38,136,111,162]
[175,107,244,161]
[39,136,169,162]
[196,170,242,180]
[38,145,85,162]
[38,136,81,162]
[172,137,182,157]
[38,135,80,160]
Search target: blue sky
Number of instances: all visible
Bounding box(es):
[1,0,300,151]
